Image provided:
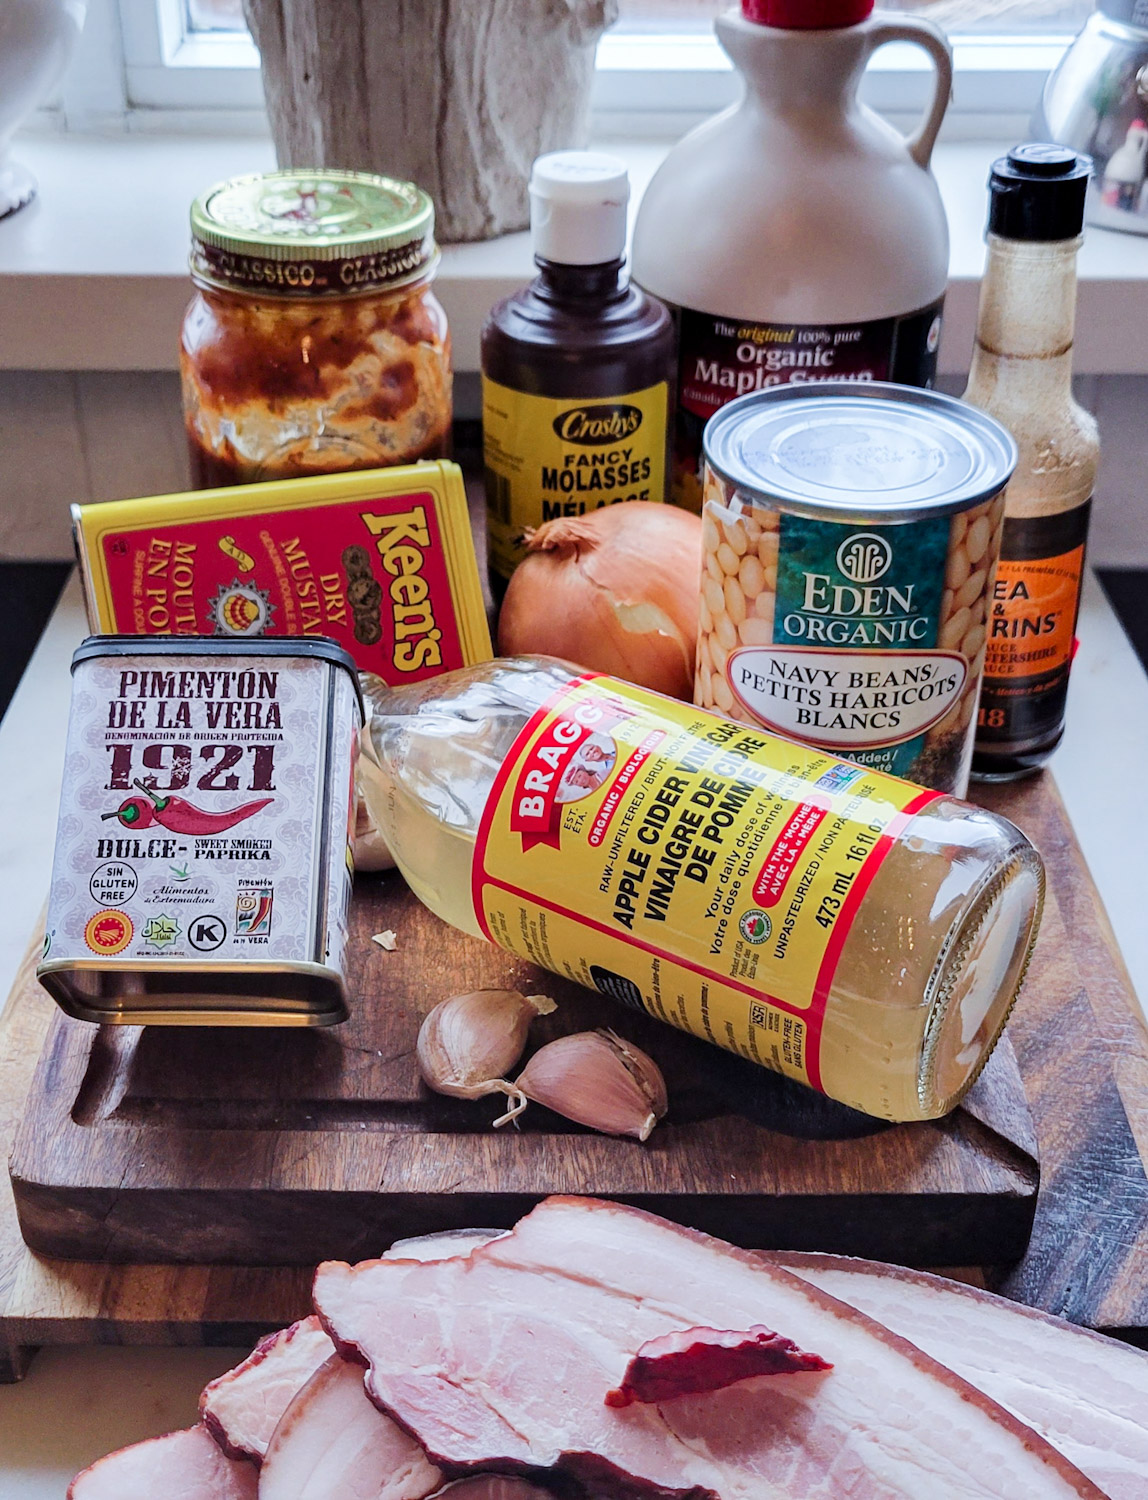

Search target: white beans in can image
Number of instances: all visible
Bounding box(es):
[698,383,1017,795]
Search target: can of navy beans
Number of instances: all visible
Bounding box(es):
[38,635,362,1025]
[697,382,1018,795]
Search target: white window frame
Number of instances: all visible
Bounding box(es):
[57,0,1071,141]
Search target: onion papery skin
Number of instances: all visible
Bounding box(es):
[497,504,703,700]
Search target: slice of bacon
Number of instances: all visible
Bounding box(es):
[68,1424,256,1499]
[605,1325,832,1407]
[775,1252,1148,1500]
[429,1481,556,1498]
[200,1314,335,1463]
[315,1196,1106,1499]
[258,1353,443,1500]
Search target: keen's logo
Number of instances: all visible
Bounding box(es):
[836,532,893,585]
[358,503,443,673]
[553,404,643,445]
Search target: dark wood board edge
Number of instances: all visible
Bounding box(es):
[977,777,1148,1337]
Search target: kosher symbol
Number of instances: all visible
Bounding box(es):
[189,914,227,952]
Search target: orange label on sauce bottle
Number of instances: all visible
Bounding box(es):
[976,502,1090,753]
[983,542,1086,681]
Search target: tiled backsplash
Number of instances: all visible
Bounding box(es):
[1,371,1142,566]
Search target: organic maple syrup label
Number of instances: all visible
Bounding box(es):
[473,673,936,1094]
[977,501,1091,747]
[670,302,944,511]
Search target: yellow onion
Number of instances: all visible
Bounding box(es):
[497,504,703,700]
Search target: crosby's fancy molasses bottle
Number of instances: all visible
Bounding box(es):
[481,152,674,592]
[965,145,1098,780]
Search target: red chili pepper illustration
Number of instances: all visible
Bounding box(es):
[102,781,273,834]
[100,794,157,828]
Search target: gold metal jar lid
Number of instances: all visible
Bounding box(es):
[190,169,439,298]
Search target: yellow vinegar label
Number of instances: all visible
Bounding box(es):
[473,676,937,1092]
[482,377,668,581]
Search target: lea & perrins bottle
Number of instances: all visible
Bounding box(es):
[481,152,674,591]
[964,145,1098,780]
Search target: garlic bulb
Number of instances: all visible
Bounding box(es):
[498,1029,668,1141]
[417,989,555,1104]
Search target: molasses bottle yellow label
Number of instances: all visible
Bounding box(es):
[482,377,668,582]
[472,673,936,1092]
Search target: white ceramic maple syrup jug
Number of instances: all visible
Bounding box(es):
[632,0,953,509]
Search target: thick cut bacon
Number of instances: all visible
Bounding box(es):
[259,1354,443,1500]
[430,1481,555,1498]
[315,1197,1104,1500]
[776,1253,1148,1500]
[605,1325,831,1407]
[200,1314,335,1463]
[68,1423,257,1499]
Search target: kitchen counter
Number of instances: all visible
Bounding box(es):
[0,568,1145,1493]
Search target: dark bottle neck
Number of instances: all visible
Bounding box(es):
[533,257,628,302]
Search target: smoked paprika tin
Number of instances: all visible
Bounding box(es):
[38,636,363,1026]
[697,383,1018,795]
[71,462,491,682]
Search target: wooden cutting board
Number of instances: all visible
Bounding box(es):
[2,773,1147,1379]
[9,868,1038,1269]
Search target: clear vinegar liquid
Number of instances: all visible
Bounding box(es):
[360,658,1044,1123]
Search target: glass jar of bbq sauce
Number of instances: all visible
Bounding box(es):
[181,169,452,488]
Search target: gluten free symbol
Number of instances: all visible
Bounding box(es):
[89,861,137,906]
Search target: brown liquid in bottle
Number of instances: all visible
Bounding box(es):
[481,153,675,593]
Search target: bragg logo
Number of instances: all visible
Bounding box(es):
[553,404,643,446]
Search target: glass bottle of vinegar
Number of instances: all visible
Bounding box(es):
[360,657,1044,1123]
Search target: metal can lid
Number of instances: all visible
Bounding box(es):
[703,382,1018,522]
[190,170,438,299]
[72,635,364,721]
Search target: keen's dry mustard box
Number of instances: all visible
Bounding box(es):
[73,462,492,683]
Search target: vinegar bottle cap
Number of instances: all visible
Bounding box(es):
[742,0,874,26]
[530,151,630,266]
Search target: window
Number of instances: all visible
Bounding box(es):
[597,0,1093,136]
[70,0,1095,133]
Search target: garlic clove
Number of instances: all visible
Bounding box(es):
[505,1029,668,1141]
[417,989,556,1102]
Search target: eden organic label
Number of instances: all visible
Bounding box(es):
[473,674,935,1094]
[482,376,669,581]
[729,645,967,751]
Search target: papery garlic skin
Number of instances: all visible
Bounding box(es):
[417,990,555,1102]
[508,1030,668,1141]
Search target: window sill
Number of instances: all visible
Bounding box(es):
[2,132,1147,375]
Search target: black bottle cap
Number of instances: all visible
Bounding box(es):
[988,144,1092,242]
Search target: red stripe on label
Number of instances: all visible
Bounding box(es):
[802,786,941,1093]
[752,801,829,907]
[471,673,602,941]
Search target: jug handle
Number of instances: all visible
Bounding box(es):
[863,15,953,170]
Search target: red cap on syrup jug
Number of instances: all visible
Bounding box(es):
[742,0,874,25]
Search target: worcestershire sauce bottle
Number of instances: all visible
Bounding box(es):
[964,146,1098,780]
[482,152,674,593]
